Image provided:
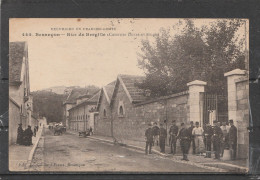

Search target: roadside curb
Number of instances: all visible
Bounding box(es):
[27,127,43,168]
[88,135,248,173]
[67,131,247,173]
[87,135,226,172]
[202,162,248,173]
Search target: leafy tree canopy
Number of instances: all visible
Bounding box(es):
[31,91,66,124]
[138,19,246,97]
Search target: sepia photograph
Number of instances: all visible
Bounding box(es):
[8,18,249,173]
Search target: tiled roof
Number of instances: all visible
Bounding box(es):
[103,81,116,103]
[118,74,147,103]
[88,90,101,103]
[68,91,100,111]
[64,87,99,104]
[9,42,27,83]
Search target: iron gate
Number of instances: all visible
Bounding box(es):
[200,92,228,125]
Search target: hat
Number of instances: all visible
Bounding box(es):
[190,121,194,124]
[213,120,218,124]
[172,120,176,123]
[18,123,22,125]
[148,123,152,126]
[154,122,157,125]
[181,122,185,126]
[195,122,199,125]
[229,119,234,123]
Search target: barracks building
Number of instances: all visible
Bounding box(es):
[68,70,249,159]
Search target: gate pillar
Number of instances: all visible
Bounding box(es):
[187,80,207,126]
[224,69,246,126]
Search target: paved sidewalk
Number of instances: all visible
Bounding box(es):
[9,127,43,171]
[67,130,248,173]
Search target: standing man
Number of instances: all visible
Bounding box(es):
[145,123,153,155]
[220,121,230,157]
[204,123,213,158]
[188,121,195,154]
[178,123,191,161]
[229,119,237,160]
[33,126,37,137]
[152,122,160,146]
[159,123,167,153]
[169,120,178,154]
[192,121,205,155]
[16,123,24,145]
[212,120,223,159]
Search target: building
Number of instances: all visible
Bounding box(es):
[62,87,99,128]
[95,81,116,136]
[68,91,100,132]
[109,74,190,143]
[9,41,33,145]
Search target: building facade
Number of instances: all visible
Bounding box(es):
[109,75,190,143]
[62,87,99,128]
[95,81,116,137]
[9,42,33,145]
[68,91,100,132]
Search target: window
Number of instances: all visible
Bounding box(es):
[119,106,124,116]
[103,109,107,117]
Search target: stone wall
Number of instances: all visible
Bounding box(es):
[235,77,249,159]
[111,81,190,143]
[95,93,112,137]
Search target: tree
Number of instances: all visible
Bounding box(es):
[138,19,245,97]
[32,91,66,123]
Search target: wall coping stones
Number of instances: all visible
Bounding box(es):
[224,69,246,77]
[134,90,189,107]
[187,80,207,86]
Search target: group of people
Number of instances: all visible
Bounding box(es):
[16,123,39,146]
[145,119,237,161]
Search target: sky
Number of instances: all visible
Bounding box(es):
[9,18,248,91]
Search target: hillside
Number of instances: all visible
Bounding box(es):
[31,91,66,123]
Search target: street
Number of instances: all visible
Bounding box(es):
[30,128,215,172]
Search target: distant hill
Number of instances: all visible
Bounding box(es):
[42,86,79,95]
[41,85,100,95]
[32,85,100,123]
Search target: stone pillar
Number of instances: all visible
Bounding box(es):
[224,69,246,126]
[187,80,207,126]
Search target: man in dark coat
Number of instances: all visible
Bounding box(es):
[212,120,223,159]
[152,122,160,146]
[204,123,213,158]
[178,123,191,161]
[16,123,24,145]
[33,126,37,137]
[169,120,179,154]
[24,125,33,146]
[229,119,237,160]
[145,123,153,155]
[188,121,195,154]
[159,123,167,153]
